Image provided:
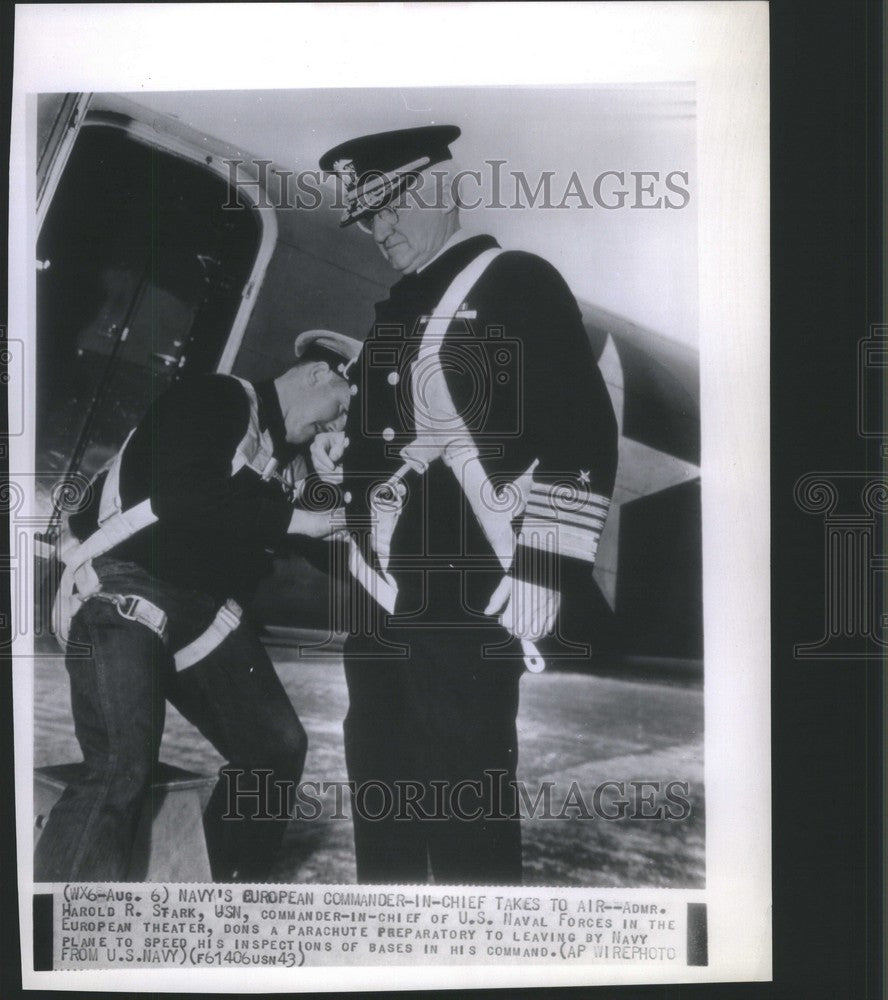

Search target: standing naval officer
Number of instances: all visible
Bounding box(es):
[35,330,359,883]
[315,126,618,884]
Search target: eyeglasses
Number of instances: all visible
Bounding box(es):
[355,204,399,236]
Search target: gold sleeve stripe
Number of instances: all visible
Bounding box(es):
[517,519,604,564]
[524,500,609,531]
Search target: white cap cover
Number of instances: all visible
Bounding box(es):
[293,329,362,370]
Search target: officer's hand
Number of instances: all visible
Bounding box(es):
[287,507,346,539]
[311,431,348,484]
[484,575,560,641]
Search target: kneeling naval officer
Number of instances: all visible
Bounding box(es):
[35,330,359,883]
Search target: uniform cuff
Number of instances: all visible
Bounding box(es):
[519,482,610,564]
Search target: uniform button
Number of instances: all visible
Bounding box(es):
[350,384,359,396]
[343,491,353,504]
[382,427,395,441]
[387,371,399,386]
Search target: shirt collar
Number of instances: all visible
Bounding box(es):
[254,380,290,460]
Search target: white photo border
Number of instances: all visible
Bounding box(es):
[9,2,770,991]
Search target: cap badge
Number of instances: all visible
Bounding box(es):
[332,158,358,192]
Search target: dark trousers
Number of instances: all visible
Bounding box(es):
[343,621,523,885]
[34,558,306,883]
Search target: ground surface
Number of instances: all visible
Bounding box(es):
[34,649,704,887]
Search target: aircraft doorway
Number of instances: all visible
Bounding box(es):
[36,122,261,492]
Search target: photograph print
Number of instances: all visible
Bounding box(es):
[30,84,703,891]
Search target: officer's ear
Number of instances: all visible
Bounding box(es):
[304,361,332,386]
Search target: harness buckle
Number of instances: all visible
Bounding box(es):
[114,595,140,620]
[217,599,242,632]
[107,593,169,641]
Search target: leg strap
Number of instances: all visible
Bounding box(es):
[173,598,243,671]
[90,593,169,642]
[86,594,243,671]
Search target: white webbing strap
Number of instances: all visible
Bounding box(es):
[411,247,523,570]
[350,250,504,613]
[54,379,261,655]
[61,586,242,671]
[450,450,538,571]
[350,246,548,668]
[98,428,137,525]
[90,592,169,640]
[173,598,243,671]
[419,248,504,344]
[54,499,159,645]
[412,247,546,670]
[348,538,398,615]
[411,248,504,455]
[230,376,277,479]
[75,499,158,562]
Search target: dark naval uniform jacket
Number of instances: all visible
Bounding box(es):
[69,374,295,606]
[341,234,618,647]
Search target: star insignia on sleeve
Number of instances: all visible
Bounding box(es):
[578,470,591,485]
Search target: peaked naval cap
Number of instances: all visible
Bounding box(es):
[319,125,461,227]
[294,328,362,381]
